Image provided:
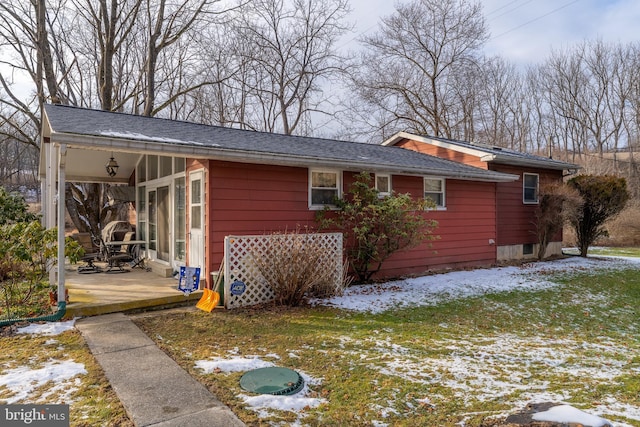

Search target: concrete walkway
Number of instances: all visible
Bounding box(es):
[76,313,245,427]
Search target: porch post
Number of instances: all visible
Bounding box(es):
[46,140,57,286]
[57,144,67,302]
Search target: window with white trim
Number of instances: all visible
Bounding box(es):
[424,177,445,208]
[375,174,391,197]
[310,170,340,208]
[523,173,539,204]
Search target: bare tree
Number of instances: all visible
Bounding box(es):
[224,0,350,135]
[351,0,487,140]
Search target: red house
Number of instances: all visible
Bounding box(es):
[41,105,523,305]
[383,132,580,261]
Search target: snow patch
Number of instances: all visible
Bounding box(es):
[98,130,211,146]
[16,319,76,336]
[532,404,611,426]
[0,360,87,404]
[314,256,638,313]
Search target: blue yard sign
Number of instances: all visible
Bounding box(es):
[230,280,246,296]
[178,266,201,295]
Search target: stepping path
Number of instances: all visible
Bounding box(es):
[76,313,245,427]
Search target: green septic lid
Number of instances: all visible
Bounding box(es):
[240,367,304,396]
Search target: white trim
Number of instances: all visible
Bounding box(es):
[523,172,539,204]
[375,173,392,197]
[424,177,446,209]
[309,169,342,210]
[382,131,580,171]
[42,131,519,183]
[383,131,486,158]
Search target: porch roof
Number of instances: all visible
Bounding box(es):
[41,104,518,183]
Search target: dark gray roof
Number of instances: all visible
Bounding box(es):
[43,104,517,182]
[426,135,580,171]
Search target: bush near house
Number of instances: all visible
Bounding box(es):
[316,172,438,283]
[0,187,82,319]
[250,229,350,307]
[534,182,582,259]
[567,175,630,257]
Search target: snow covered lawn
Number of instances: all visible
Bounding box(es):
[4,255,638,426]
[135,255,640,427]
[0,319,133,425]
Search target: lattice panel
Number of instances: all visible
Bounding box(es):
[224,233,343,309]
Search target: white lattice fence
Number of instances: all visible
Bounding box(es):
[223,233,343,309]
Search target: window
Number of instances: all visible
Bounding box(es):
[376,174,391,197]
[523,173,539,203]
[174,157,185,173]
[310,170,340,208]
[174,177,186,261]
[424,178,445,208]
[148,155,158,180]
[137,156,147,183]
[160,156,173,177]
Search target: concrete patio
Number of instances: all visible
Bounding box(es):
[64,262,204,318]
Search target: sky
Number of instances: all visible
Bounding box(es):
[3,255,640,425]
[345,0,640,68]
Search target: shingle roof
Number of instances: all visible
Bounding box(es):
[383,132,580,171]
[43,104,517,182]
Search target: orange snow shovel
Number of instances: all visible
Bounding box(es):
[196,261,223,312]
[196,288,220,312]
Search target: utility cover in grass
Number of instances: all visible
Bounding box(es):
[240,367,304,396]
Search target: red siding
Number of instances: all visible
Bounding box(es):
[490,164,563,246]
[393,138,567,249]
[395,139,488,169]
[207,161,316,267]
[200,162,499,281]
[380,177,497,278]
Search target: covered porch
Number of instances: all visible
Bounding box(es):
[64,262,203,318]
[40,105,210,316]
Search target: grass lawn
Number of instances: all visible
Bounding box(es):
[0,256,638,426]
[564,246,640,258]
[0,326,133,426]
[133,261,640,427]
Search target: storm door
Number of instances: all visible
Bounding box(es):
[188,170,205,276]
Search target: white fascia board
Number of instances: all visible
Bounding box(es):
[382,131,487,158]
[49,131,518,183]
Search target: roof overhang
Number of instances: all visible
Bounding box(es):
[383,131,581,172]
[41,129,519,183]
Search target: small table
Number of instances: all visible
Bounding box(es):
[105,240,147,246]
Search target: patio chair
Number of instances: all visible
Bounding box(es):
[74,232,103,274]
[104,231,135,273]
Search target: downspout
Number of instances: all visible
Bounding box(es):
[0,144,67,327]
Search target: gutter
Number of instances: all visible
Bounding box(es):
[49,132,518,183]
[480,153,581,171]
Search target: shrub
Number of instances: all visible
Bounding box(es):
[0,221,83,319]
[316,172,438,283]
[534,182,582,259]
[0,186,38,225]
[250,229,349,306]
[567,174,630,256]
